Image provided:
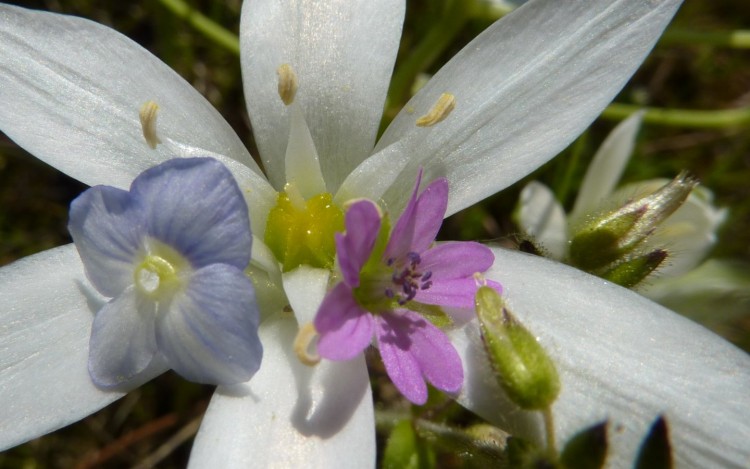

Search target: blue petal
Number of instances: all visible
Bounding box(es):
[131,158,252,269]
[68,185,144,297]
[88,286,160,389]
[156,264,262,385]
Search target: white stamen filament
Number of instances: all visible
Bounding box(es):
[139,100,162,149]
[416,93,456,127]
[474,272,487,287]
[293,322,321,366]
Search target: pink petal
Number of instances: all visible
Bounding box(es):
[386,175,449,259]
[410,178,449,253]
[403,310,463,395]
[376,310,464,404]
[336,200,381,287]
[420,241,495,279]
[384,170,423,260]
[376,314,427,404]
[315,283,374,360]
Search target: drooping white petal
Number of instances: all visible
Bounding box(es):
[375,0,682,217]
[450,247,750,467]
[0,4,261,190]
[240,0,405,191]
[188,316,375,468]
[0,245,162,450]
[570,111,644,220]
[282,265,330,325]
[516,181,568,260]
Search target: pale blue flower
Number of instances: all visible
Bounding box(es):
[68,157,262,388]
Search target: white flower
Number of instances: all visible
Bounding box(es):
[1,1,748,468]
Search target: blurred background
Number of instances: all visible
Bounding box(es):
[1,0,748,467]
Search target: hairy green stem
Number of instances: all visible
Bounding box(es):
[602,103,750,128]
[157,0,240,55]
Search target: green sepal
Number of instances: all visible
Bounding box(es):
[569,208,645,272]
[601,249,667,288]
[559,420,608,469]
[474,286,560,410]
[407,302,453,328]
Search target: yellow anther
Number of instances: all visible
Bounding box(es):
[139,100,162,149]
[293,322,321,366]
[277,64,299,106]
[416,93,456,127]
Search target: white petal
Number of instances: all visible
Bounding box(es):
[282,266,330,325]
[450,247,750,467]
[570,111,644,219]
[240,0,405,191]
[376,0,682,217]
[285,104,327,198]
[0,245,160,450]
[188,316,375,468]
[516,181,568,260]
[0,4,261,190]
[334,140,412,208]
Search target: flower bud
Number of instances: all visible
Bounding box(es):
[474,286,560,410]
[569,172,697,273]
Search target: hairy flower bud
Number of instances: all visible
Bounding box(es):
[474,286,560,410]
[569,172,697,273]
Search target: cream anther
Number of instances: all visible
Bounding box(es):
[293,322,321,366]
[139,100,162,149]
[416,93,456,127]
[277,64,299,106]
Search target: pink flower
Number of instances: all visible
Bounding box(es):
[315,174,498,404]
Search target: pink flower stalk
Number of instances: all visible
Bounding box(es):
[314,174,498,404]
